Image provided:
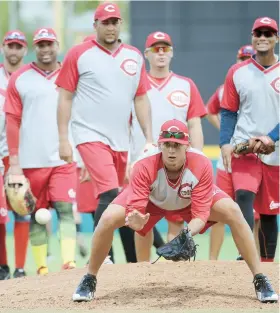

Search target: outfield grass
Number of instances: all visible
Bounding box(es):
[6,232,279,276]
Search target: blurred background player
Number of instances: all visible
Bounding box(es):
[220,17,279,262]
[56,2,154,264]
[130,31,207,241]
[206,44,259,260]
[0,30,28,279]
[4,28,77,275]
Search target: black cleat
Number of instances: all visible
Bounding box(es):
[253,274,278,303]
[72,274,97,302]
[236,255,244,261]
[13,268,26,278]
[0,265,10,280]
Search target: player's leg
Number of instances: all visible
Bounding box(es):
[49,163,77,269]
[209,168,234,260]
[23,168,50,275]
[13,212,30,278]
[135,229,154,262]
[209,190,278,302]
[167,220,184,241]
[232,154,262,232]
[0,175,10,280]
[73,203,126,301]
[253,211,260,255]
[254,163,279,262]
[259,214,278,262]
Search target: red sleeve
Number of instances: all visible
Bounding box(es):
[186,79,207,120]
[6,113,21,156]
[191,159,214,222]
[4,75,23,117]
[220,67,239,112]
[206,88,221,115]
[135,59,151,97]
[55,47,79,92]
[125,161,153,214]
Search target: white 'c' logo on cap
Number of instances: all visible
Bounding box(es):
[11,32,20,37]
[260,17,272,24]
[104,4,115,12]
[38,28,48,34]
[167,126,179,131]
[153,32,166,40]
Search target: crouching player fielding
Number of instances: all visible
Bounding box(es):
[73,119,278,303]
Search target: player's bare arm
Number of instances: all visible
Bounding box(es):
[187,117,204,151]
[134,93,153,144]
[206,113,220,130]
[57,87,73,163]
[187,217,206,236]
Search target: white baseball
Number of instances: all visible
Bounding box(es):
[35,208,51,225]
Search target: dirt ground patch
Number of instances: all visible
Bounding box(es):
[0,261,279,313]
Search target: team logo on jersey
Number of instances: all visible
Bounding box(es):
[269,201,280,210]
[120,59,137,76]
[68,188,76,199]
[0,207,7,217]
[178,183,193,199]
[167,90,190,108]
[270,77,280,94]
[213,187,221,196]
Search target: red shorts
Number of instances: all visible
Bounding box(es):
[232,154,279,215]
[216,169,234,199]
[23,163,77,212]
[0,174,8,224]
[113,185,230,236]
[76,168,98,213]
[254,163,279,215]
[77,142,128,198]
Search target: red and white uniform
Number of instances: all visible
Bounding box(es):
[55,40,150,197]
[4,63,77,210]
[114,148,230,236]
[75,150,98,213]
[130,73,207,162]
[221,57,280,215]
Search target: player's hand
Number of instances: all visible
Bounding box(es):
[221,144,234,173]
[59,140,73,163]
[8,164,24,176]
[79,167,91,183]
[143,142,157,153]
[125,210,150,231]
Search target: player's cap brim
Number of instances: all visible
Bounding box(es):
[4,39,27,47]
[96,15,121,21]
[158,138,189,145]
[33,38,57,45]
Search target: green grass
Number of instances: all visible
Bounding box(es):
[6,232,279,276]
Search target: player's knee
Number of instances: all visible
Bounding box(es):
[99,204,125,230]
[221,200,243,225]
[29,217,48,245]
[53,202,74,223]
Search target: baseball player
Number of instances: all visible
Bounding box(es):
[130,31,207,242]
[72,119,278,303]
[4,28,77,275]
[0,30,28,279]
[56,2,153,263]
[206,45,259,260]
[220,17,279,262]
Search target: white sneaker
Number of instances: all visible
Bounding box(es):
[103,256,114,265]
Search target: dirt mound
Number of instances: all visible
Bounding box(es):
[0,261,278,313]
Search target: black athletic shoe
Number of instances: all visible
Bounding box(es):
[0,265,10,280]
[72,274,97,302]
[236,255,244,261]
[253,274,278,303]
[13,268,26,278]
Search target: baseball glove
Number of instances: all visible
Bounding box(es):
[153,228,198,263]
[5,175,36,216]
[233,136,275,155]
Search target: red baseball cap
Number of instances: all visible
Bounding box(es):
[252,17,278,32]
[33,28,57,44]
[3,30,27,47]
[158,119,189,145]
[94,2,121,21]
[237,45,256,59]
[83,34,96,42]
[145,32,172,48]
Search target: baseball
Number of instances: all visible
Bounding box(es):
[35,208,51,225]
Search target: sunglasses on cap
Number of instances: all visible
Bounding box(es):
[146,46,173,53]
[252,30,276,38]
[4,34,26,42]
[160,131,188,139]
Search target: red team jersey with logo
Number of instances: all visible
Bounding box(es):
[55,40,150,152]
[221,58,279,166]
[130,73,207,162]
